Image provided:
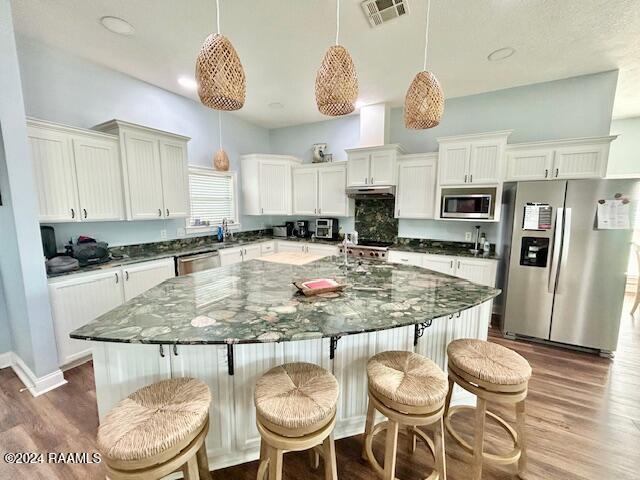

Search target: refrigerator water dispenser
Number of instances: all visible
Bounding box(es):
[520,237,549,267]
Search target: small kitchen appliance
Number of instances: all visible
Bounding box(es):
[441,193,493,219]
[294,220,309,238]
[272,225,288,238]
[68,237,110,266]
[339,239,391,260]
[40,225,57,259]
[315,218,339,239]
[285,221,295,236]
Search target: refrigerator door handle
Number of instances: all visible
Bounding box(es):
[548,207,564,294]
[556,208,572,295]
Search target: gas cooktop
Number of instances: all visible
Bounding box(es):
[339,239,393,260]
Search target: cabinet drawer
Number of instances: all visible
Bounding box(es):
[260,241,276,255]
[387,251,424,267]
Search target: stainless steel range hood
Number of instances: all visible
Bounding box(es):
[346,185,396,198]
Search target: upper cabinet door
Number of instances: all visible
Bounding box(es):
[122,131,164,220]
[439,143,470,185]
[469,141,502,184]
[292,168,318,215]
[159,139,189,218]
[395,158,436,219]
[347,153,370,187]
[369,151,396,185]
[259,161,290,215]
[28,126,79,223]
[553,144,607,179]
[318,164,349,217]
[72,135,124,221]
[505,149,554,181]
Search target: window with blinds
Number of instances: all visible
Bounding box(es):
[188,168,237,228]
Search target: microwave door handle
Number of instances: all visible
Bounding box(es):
[548,207,564,294]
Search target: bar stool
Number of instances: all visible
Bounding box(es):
[97,377,212,479]
[362,351,448,480]
[444,339,531,480]
[254,362,339,480]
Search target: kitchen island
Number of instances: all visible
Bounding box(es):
[71,256,500,470]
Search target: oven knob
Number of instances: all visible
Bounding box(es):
[369,252,374,256]
[359,252,364,256]
[375,252,379,257]
[347,249,352,254]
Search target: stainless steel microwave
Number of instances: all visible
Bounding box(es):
[442,194,492,219]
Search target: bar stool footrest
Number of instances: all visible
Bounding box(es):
[445,405,521,465]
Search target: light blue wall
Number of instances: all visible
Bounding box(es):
[16,36,274,248]
[268,72,619,243]
[0,278,11,355]
[608,117,640,178]
[0,0,59,376]
[269,115,360,163]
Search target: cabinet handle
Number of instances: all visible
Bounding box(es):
[371,177,374,184]
[314,208,317,214]
[544,169,548,178]
[261,208,264,214]
[173,344,178,356]
[115,272,119,284]
[83,208,87,219]
[450,260,453,269]
[318,208,321,214]
[158,208,162,217]
[469,174,473,183]
[464,174,468,183]
[555,168,559,177]
[125,271,129,281]
[397,209,400,216]
[365,177,368,184]
[166,209,170,217]
[70,208,75,219]
[457,260,461,269]
[159,345,165,358]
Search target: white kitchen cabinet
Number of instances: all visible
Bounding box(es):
[387,250,424,268]
[28,124,80,223]
[345,145,404,187]
[260,241,276,256]
[240,154,300,216]
[438,131,511,186]
[422,254,456,275]
[275,240,337,256]
[505,136,615,181]
[94,120,190,221]
[242,244,262,261]
[122,258,176,302]
[395,154,437,219]
[159,139,189,218]
[219,247,244,266]
[306,244,339,256]
[292,167,318,215]
[454,257,498,287]
[49,268,124,367]
[275,240,306,253]
[72,135,124,221]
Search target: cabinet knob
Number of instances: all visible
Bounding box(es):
[70,208,75,219]
[83,208,87,219]
[158,208,162,217]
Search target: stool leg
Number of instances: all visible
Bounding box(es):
[434,417,446,480]
[182,456,200,480]
[516,400,527,478]
[258,440,269,480]
[383,420,399,480]
[409,425,417,453]
[444,377,454,417]
[323,433,338,480]
[268,446,283,480]
[472,398,487,480]
[309,448,320,470]
[196,443,211,480]
[362,399,376,460]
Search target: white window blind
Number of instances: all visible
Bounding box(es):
[188,168,237,227]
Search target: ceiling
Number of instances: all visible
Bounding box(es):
[10,0,640,129]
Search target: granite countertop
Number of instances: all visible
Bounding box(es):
[70,256,500,345]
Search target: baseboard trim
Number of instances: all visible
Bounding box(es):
[9,353,67,397]
[0,351,12,369]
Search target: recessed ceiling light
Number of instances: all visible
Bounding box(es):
[268,102,284,109]
[487,47,515,62]
[178,76,198,90]
[100,16,135,36]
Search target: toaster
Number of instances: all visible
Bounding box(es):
[272,225,288,238]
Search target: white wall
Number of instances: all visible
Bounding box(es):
[16,35,274,248]
[608,117,640,178]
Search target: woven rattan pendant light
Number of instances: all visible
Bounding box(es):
[404,0,444,129]
[315,0,358,116]
[213,112,229,171]
[196,0,245,110]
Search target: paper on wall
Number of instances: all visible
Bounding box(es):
[597,200,630,229]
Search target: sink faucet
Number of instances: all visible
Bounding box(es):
[341,231,358,267]
[222,218,234,241]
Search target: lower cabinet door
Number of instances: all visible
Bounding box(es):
[453,258,497,287]
[122,258,175,302]
[422,255,456,275]
[92,342,172,420]
[306,244,339,256]
[242,244,262,261]
[170,345,234,464]
[259,241,276,256]
[219,247,244,266]
[387,250,424,268]
[49,269,124,367]
[276,241,305,253]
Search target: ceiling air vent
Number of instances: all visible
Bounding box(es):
[361,0,409,27]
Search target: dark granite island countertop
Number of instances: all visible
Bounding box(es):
[70,256,500,345]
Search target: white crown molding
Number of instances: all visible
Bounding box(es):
[8,353,67,397]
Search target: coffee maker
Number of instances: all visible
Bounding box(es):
[294,220,309,238]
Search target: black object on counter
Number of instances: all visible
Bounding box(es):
[40,226,57,259]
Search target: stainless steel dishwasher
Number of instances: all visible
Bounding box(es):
[176,251,221,275]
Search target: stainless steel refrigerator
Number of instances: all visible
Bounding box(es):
[503,179,639,353]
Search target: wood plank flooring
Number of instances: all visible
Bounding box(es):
[1,297,639,479]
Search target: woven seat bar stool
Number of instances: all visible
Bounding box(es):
[362,351,448,480]
[444,339,532,480]
[97,377,212,480]
[254,362,339,480]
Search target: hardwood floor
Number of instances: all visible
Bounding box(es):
[1,298,639,479]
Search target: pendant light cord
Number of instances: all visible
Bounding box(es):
[216,0,221,34]
[335,0,340,45]
[423,0,432,71]
[218,111,223,150]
